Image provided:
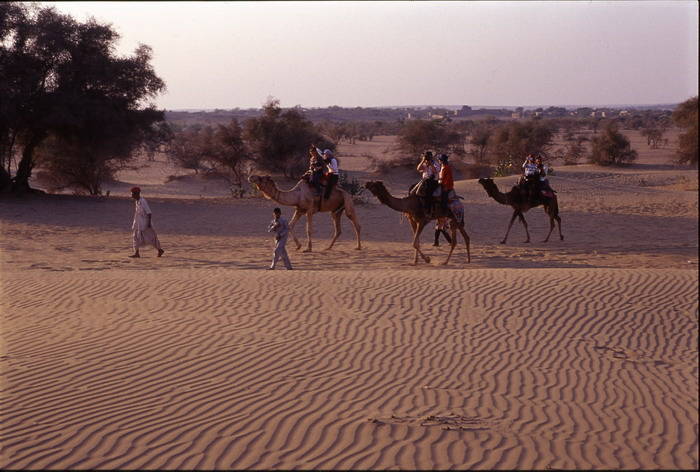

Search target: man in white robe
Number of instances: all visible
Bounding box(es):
[129,187,164,258]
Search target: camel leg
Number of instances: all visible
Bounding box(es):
[518,213,530,243]
[412,220,431,265]
[502,210,519,244]
[346,206,362,250]
[459,226,471,263]
[326,209,343,250]
[443,224,458,265]
[544,213,555,243]
[556,215,563,241]
[288,209,304,250]
[303,211,314,252]
[408,218,420,265]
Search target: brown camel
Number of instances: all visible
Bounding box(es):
[478,177,563,244]
[364,181,470,265]
[248,174,362,252]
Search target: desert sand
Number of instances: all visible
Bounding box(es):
[1,134,698,470]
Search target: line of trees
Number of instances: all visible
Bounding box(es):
[1,2,166,195]
[163,99,335,195]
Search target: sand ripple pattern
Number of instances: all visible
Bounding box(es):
[1,269,697,470]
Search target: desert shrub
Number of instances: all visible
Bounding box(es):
[338,171,368,204]
[493,159,519,177]
[559,136,588,165]
[640,127,665,149]
[589,122,637,166]
[672,96,698,166]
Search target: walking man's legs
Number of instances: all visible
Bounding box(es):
[270,237,293,270]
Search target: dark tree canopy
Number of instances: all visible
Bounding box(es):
[397,119,466,158]
[489,119,556,164]
[243,98,333,178]
[672,96,698,166]
[0,2,165,194]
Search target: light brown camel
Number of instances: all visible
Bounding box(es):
[478,177,563,244]
[248,174,362,252]
[364,181,470,265]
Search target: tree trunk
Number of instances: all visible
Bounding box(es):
[12,133,44,194]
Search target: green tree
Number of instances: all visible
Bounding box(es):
[672,96,698,166]
[489,119,556,166]
[397,119,466,157]
[468,124,492,164]
[164,125,211,174]
[589,122,637,166]
[208,119,251,197]
[0,2,165,194]
[243,98,333,178]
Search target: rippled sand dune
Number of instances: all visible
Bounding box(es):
[1,140,698,469]
[1,268,697,469]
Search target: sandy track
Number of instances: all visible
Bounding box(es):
[1,268,696,470]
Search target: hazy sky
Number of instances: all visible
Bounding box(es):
[45,1,698,110]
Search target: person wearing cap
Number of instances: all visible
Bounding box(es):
[129,187,164,258]
[267,207,293,270]
[322,148,339,199]
[535,155,556,198]
[437,154,454,209]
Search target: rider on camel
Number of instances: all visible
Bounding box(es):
[322,149,339,199]
[438,153,454,210]
[521,153,540,202]
[307,146,325,196]
[536,156,555,198]
[412,151,439,210]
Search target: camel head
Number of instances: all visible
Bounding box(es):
[364,180,386,195]
[248,174,272,188]
[477,178,493,188]
[248,174,278,197]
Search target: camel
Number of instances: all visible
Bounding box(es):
[478,177,563,244]
[364,181,470,265]
[248,174,362,252]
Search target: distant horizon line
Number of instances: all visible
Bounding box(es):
[166,102,682,112]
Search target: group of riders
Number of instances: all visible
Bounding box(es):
[305,146,340,200]
[519,153,556,202]
[302,144,554,235]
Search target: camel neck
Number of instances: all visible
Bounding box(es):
[483,181,509,205]
[372,185,411,212]
[261,181,300,206]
